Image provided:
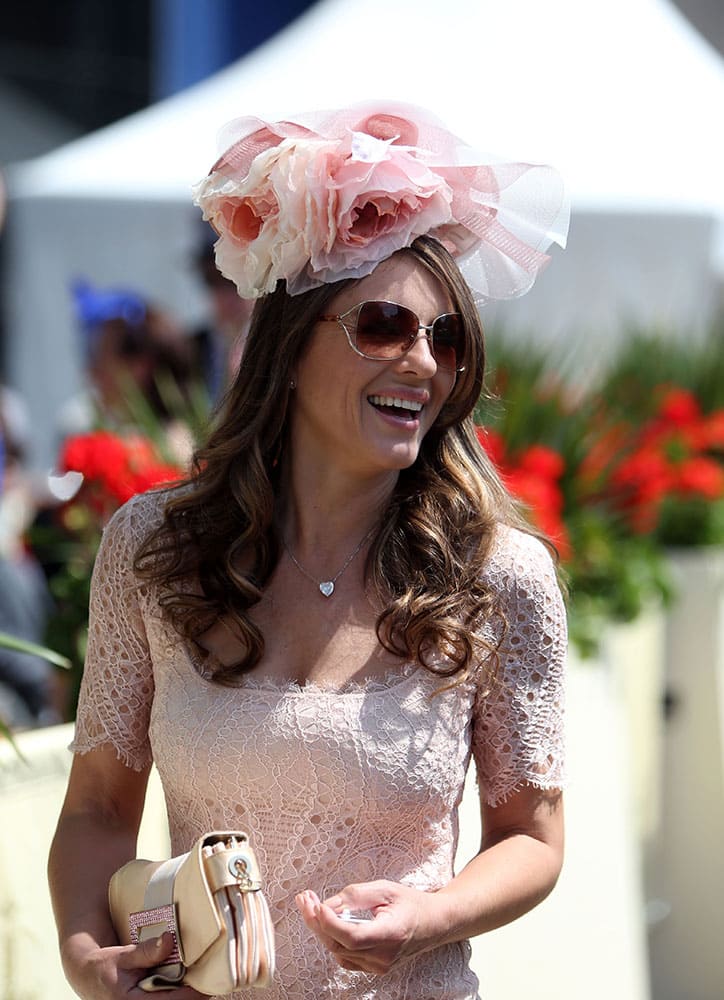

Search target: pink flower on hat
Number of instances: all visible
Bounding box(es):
[199,139,337,296]
[309,131,452,283]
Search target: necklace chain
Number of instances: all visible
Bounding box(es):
[282,525,376,597]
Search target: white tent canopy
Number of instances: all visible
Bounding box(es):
[4,0,724,468]
[10,0,724,212]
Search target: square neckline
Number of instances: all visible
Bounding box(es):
[182,638,425,696]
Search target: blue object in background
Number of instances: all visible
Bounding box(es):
[152,0,316,100]
[69,279,147,364]
[70,279,146,331]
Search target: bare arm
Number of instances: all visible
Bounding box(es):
[436,782,563,937]
[49,745,201,999]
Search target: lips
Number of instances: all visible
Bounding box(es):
[368,394,424,421]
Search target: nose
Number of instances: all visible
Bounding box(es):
[401,326,438,374]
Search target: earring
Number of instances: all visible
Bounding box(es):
[289,379,297,389]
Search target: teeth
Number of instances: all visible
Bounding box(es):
[369,395,423,411]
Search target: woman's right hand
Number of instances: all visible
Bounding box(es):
[62,932,205,999]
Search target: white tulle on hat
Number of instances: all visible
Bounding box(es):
[192,101,569,305]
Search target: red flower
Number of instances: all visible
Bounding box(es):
[612,448,673,499]
[699,410,724,450]
[641,388,705,452]
[476,425,506,467]
[505,467,570,555]
[132,463,183,495]
[518,444,565,480]
[675,457,724,499]
[60,431,182,511]
[475,425,569,555]
[61,431,128,485]
[656,386,701,427]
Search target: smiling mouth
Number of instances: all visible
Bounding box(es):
[368,394,424,421]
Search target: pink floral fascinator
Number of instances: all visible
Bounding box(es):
[192,101,570,305]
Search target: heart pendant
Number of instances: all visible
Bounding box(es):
[319,581,335,597]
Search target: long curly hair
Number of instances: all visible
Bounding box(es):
[135,235,534,684]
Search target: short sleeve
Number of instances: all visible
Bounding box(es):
[472,526,567,806]
[70,494,158,771]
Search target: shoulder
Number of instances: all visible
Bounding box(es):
[105,487,169,535]
[482,523,561,598]
[479,525,567,676]
[478,523,566,650]
[98,487,174,564]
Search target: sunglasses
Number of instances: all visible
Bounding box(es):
[318,300,466,372]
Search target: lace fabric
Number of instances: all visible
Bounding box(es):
[72,491,567,999]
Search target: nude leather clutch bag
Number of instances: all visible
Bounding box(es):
[109,830,275,993]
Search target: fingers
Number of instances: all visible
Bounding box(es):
[323,879,395,916]
[296,890,388,974]
[117,930,177,972]
[295,889,321,922]
[296,892,366,943]
[295,892,343,955]
[296,881,424,976]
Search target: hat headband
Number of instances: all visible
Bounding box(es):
[192,101,569,304]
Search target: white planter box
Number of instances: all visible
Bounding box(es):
[648,547,724,1000]
[603,605,666,852]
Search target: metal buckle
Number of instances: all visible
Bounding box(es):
[129,904,181,963]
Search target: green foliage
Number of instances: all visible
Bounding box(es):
[596,323,724,418]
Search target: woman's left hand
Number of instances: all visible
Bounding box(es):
[295,881,445,975]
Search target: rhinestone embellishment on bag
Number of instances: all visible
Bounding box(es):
[129,905,181,962]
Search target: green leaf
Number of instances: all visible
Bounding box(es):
[0,630,71,670]
[0,717,27,759]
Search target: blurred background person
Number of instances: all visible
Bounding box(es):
[0,384,59,728]
[57,279,195,444]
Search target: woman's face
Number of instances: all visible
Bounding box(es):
[289,253,458,480]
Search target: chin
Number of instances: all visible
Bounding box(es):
[380,445,423,471]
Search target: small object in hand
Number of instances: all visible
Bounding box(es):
[339,907,373,923]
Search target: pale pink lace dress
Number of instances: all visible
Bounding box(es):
[72,491,567,1000]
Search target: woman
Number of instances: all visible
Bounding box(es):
[49,102,569,999]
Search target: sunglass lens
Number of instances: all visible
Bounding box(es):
[432,314,465,370]
[354,302,417,359]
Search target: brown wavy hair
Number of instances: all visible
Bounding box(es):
[135,235,534,684]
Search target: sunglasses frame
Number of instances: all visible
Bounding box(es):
[318,300,467,373]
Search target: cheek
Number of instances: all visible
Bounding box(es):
[434,370,457,406]
[426,374,458,426]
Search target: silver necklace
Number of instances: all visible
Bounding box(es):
[282,525,376,597]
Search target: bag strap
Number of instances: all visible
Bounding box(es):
[144,854,188,911]
[131,854,190,990]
